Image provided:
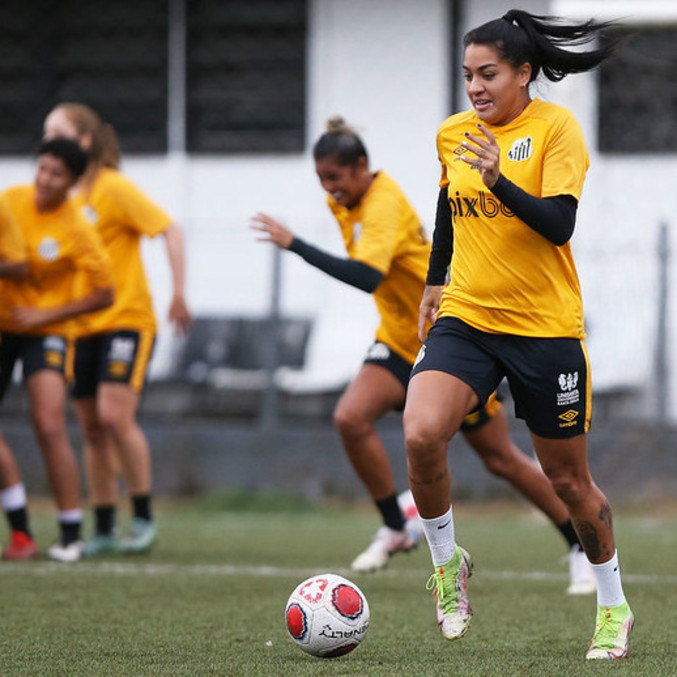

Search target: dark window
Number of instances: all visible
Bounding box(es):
[598,26,677,154]
[186,0,307,153]
[0,1,168,155]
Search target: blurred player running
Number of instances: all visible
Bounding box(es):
[43,103,192,556]
[252,117,593,594]
[0,138,114,561]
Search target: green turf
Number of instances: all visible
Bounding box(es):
[1,497,675,676]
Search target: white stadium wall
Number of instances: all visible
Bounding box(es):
[1,0,677,418]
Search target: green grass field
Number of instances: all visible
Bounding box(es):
[1,494,675,676]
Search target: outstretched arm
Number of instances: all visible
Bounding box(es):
[251,212,383,293]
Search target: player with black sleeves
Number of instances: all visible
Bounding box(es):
[404,9,632,659]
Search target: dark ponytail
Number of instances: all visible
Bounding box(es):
[465,9,618,82]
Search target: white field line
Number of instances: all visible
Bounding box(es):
[0,561,676,585]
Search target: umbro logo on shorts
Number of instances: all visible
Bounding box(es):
[558,409,579,427]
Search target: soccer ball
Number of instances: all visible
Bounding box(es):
[285,573,370,658]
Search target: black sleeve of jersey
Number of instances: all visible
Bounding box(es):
[489,174,578,246]
[288,238,383,293]
[426,187,454,285]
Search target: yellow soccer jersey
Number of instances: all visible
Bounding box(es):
[72,167,172,336]
[0,193,26,263]
[329,171,430,364]
[0,185,112,336]
[436,99,588,338]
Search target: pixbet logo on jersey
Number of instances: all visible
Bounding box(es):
[447,191,515,221]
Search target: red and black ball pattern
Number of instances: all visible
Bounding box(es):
[285,603,309,640]
[331,584,364,620]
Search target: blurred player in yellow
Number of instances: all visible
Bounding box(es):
[0,138,114,561]
[252,117,593,593]
[43,103,192,556]
[0,193,31,559]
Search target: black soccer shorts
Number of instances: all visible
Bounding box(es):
[410,316,591,438]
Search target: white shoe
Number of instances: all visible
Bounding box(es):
[567,545,596,595]
[351,524,419,573]
[398,490,425,542]
[47,540,84,563]
[397,489,419,521]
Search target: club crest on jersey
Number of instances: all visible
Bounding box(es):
[81,205,98,224]
[507,137,533,162]
[352,222,362,243]
[37,237,59,262]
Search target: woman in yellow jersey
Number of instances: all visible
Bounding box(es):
[252,117,592,589]
[43,103,192,556]
[0,138,114,562]
[0,194,31,560]
[405,10,632,659]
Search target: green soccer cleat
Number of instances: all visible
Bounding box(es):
[586,601,634,660]
[82,534,122,558]
[425,546,473,641]
[120,518,157,554]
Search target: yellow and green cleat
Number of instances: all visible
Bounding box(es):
[426,545,473,641]
[586,601,634,659]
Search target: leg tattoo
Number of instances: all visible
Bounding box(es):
[574,501,615,562]
[408,468,448,487]
[574,520,601,561]
[599,500,613,531]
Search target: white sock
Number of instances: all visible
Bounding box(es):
[58,509,83,524]
[591,550,626,607]
[421,506,455,566]
[1,483,27,512]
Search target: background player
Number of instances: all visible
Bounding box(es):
[0,138,114,561]
[252,117,593,594]
[43,103,192,556]
[0,193,31,560]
